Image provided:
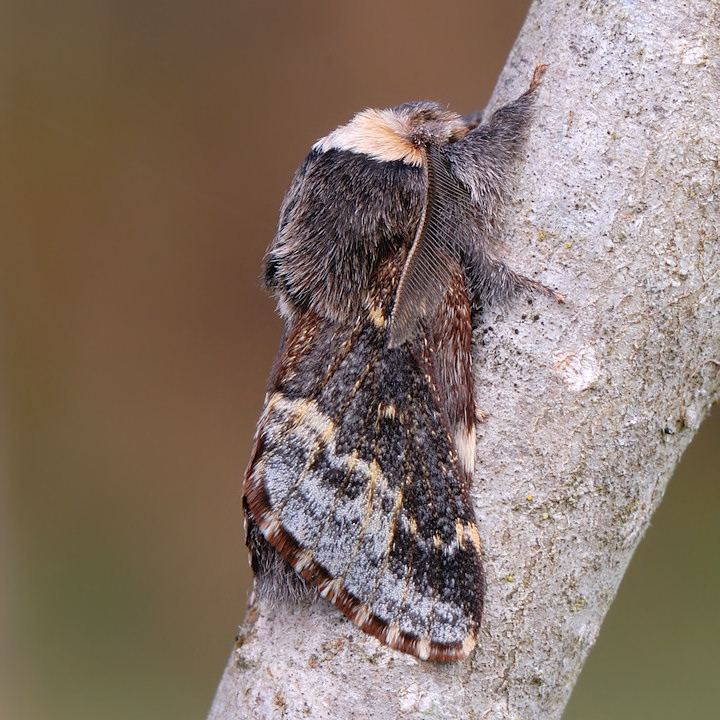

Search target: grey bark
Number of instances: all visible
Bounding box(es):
[208,0,720,718]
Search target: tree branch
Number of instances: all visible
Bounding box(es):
[208,0,720,717]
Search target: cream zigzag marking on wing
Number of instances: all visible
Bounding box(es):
[257,393,339,515]
[455,518,481,555]
[416,638,431,661]
[262,393,478,646]
[293,548,313,573]
[262,393,336,446]
[454,422,476,475]
[265,393,424,625]
[385,623,402,649]
[406,425,472,648]
[262,514,282,542]
[264,394,394,492]
[367,303,386,329]
[374,431,432,642]
[261,393,399,549]
[319,576,344,602]
[350,603,373,627]
[462,634,477,657]
[379,402,397,420]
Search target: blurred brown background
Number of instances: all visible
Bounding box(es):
[0,2,717,719]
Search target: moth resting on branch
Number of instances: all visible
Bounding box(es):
[243,66,561,662]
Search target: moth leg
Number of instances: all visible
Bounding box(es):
[462,66,546,133]
[497,261,565,303]
[477,64,546,159]
[467,255,563,314]
[485,64,546,136]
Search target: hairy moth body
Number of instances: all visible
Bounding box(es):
[243,66,558,661]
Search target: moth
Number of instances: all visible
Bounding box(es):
[243,66,560,662]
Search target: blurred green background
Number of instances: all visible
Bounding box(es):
[0,2,717,719]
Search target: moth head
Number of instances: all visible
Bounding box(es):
[313,101,469,166]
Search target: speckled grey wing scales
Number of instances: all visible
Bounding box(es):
[244,314,484,661]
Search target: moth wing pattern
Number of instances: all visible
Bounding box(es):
[244,264,484,662]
